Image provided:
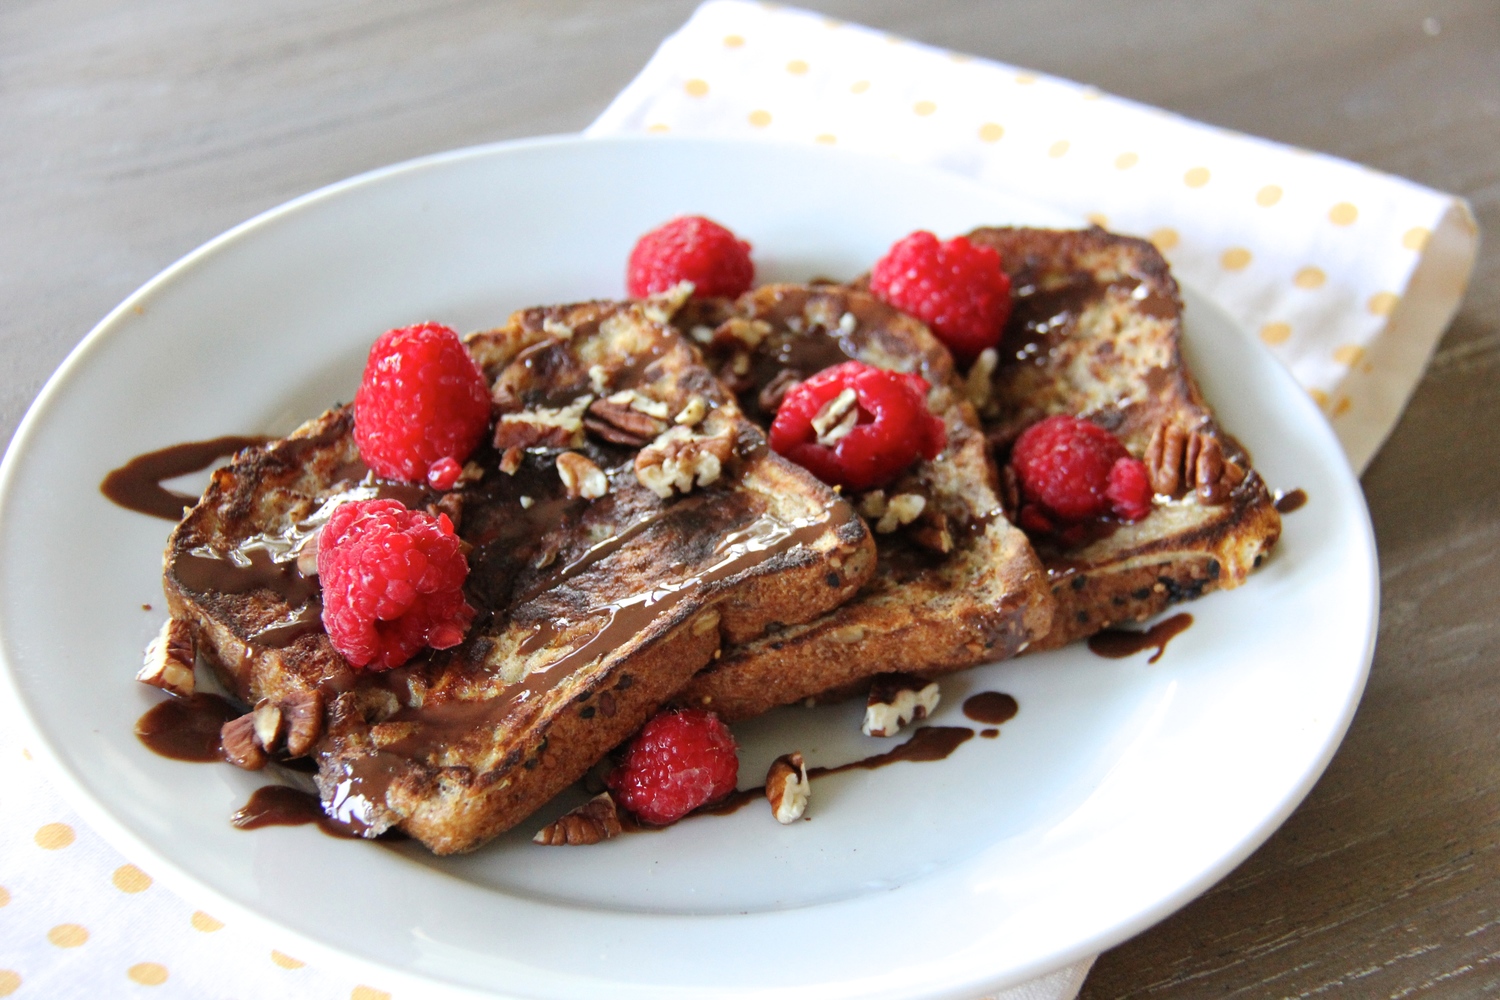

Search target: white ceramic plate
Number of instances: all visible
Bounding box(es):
[0,136,1376,999]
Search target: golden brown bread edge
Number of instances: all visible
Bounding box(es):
[164,298,875,853]
[671,285,1053,721]
[965,226,1281,649]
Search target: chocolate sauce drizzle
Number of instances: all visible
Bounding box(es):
[698,691,1018,820]
[134,693,241,761]
[231,785,365,839]
[1088,612,1194,663]
[1274,488,1308,514]
[101,436,269,520]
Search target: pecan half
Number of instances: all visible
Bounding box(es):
[533,792,624,845]
[1144,422,1246,504]
[137,618,195,697]
[220,714,268,770]
[766,752,810,824]
[584,398,666,446]
[282,689,324,757]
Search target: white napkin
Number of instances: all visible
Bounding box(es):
[583,2,1479,997]
[588,0,1479,474]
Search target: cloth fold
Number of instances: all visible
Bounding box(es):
[587,0,1478,474]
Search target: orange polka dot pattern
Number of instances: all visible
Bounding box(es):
[1,734,392,1000]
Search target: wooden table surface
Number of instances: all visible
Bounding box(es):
[3,2,1496,997]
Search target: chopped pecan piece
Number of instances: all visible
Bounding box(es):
[909,511,955,554]
[533,792,624,845]
[137,619,195,697]
[863,673,941,737]
[758,368,803,414]
[492,396,592,451]
[766,752,810,824]
[220,714,268,770]
[875,493,926,534]
[556,451,609,499]
[585,398,666,446]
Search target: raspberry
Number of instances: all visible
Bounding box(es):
[317,499,475,671]
[626,215,754,299]
[353,323,490,486]
[1105,457,1153,521]
[869,231,1012,364]
[1010,414,1129,522]
[605,709,739,825]
[769,360,946,492]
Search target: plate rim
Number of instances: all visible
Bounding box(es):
[0,132,1379,999]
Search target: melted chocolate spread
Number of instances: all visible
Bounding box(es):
[1275,488,1307,514]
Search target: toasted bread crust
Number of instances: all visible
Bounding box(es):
[673,285,1052,720]
[966,227,1281,648]
[166,299,874,852]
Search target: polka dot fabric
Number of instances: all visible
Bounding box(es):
[0,734,393,998]
[589,0,1479,473]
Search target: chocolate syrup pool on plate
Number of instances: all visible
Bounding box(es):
[1088,612,1194,663]
[101,436,269,520]
[133,693,241,761]
[1275,488,1308,513]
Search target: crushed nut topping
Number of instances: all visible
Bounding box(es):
[838,311,858,336]
[556,451,610,499]
[642,281,695,324]
[493,395,593,451]
[541,318,575,340]
[863,673,941,738]
[713,316,772,350]
[766,752,810,824]
[634,423,736,499]
[875,493,926,534]
[965,347,999,409]
[910,510,955,554]
[137,619,195,697]
[533,791,624,845]
[499,445,524,475]
[674,396,708,426]
[811,388,859,446]
[759,369,803,415]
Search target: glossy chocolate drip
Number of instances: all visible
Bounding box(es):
[1088,612,1194,663]
[172,547,319,607]
[694,724,980,819]
[962,691,1019,725]
[231,785,362,838]
[135,693,241,761]
[102,436,269,520]
[1275,488,1308,513]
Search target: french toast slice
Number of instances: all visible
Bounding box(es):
[964,227,1281,649]
[164,298,875,853]
[669,285,1052,721]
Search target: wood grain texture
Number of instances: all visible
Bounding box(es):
[2,1,1496,997]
